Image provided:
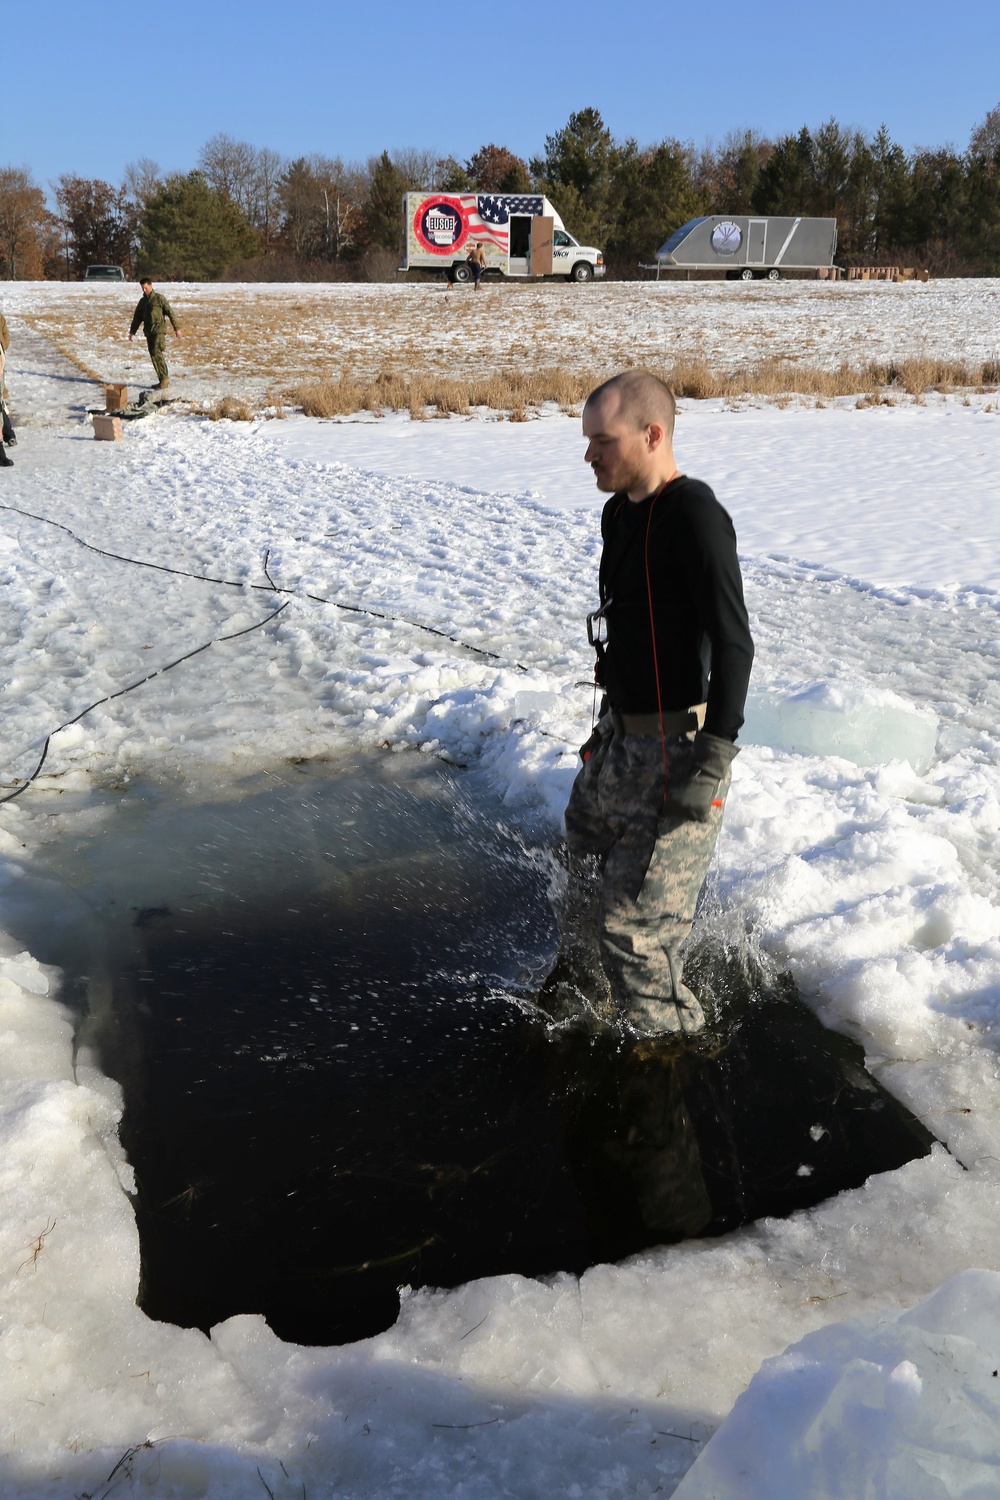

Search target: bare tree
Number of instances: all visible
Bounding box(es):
[0,166,52,278]
[198,134,288,245]
[971,104,1000,159]
[198,134,260,219]
[255,146,285,245]
[320,182,362,260]
[277,154,364,260]
[54,174,137,276]
[388,147,440,191]
[124,157,163,209]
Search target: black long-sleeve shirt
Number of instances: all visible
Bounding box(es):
[597,475,754,741]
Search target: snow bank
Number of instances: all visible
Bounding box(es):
[675,1269,1000,1499]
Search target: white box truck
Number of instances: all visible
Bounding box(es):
[654,215,838,280]
[403,192,605,283]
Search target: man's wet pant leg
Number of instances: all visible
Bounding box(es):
[537,851,615,1023]
[560,723,729,1036]
[601,785,728,1035]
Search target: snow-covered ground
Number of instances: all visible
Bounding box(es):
[9,276,1000,398]
[2,288,1000,1497]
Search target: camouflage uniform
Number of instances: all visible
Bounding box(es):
[555,715,731,1036]
[129,290,179,385]
[0,311,15,449]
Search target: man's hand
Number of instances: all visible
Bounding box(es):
[175,330,182,339]
[128,334,133,342]
[663,732,739,822]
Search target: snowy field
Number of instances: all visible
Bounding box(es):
[8,276,1000,399]
[1,282,1000,1497]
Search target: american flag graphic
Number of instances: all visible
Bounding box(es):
[469,194,546,250]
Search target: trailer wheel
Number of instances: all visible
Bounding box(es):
[738,266,756,281]
[766,268,781,281]
[451,261,472,284]
[570,261,594,282]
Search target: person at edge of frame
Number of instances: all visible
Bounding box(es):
[128,277,182,390]
[537,368,755,1039]
[0,308,16,465]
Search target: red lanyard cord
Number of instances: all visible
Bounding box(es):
[644,497,668,801]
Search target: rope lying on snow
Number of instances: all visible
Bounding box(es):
[0,500,526,668]
[0,602,291,805]
[0,499,533,806]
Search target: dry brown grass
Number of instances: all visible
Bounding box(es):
[16,286,1000,417]
[292,366,597,419]
[290,352,1000,417]
[202,394,256,422]
[666,353,1000,401]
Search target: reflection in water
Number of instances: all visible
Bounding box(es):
[554,940,937,1269]
[560,1036,713,1262]
[15,756,935,1346]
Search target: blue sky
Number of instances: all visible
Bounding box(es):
[10,1,998,193]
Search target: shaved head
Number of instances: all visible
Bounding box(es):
[585,370,676,442]
[582,369,679,501]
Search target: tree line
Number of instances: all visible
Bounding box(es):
[2,103,999,282]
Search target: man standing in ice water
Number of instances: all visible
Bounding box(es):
[542,370,754,1037]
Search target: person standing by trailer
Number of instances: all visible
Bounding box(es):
[128,278,182,390]
[540,369,754,1038]
[0,308,16,464]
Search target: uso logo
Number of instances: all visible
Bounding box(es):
[413,197,470,255]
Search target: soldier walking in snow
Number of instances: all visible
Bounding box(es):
[128,278,181,390]
[540,369,754,1038]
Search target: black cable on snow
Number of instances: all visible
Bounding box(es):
[0,500,525,670]
[0,499,251,590]
[0,601,290,806]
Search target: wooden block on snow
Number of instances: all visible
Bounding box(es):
[92,413,123,441]
[105,383,128,411]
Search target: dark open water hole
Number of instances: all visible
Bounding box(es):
[20,754,933,1346]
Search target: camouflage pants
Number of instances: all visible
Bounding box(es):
[0,348,11,442]
[146,334,168,383]
[559,718,730,1036]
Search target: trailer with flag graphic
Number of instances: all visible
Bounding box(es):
[403,192,605,283]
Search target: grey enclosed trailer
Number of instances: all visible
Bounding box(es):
[654,215,837,279]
